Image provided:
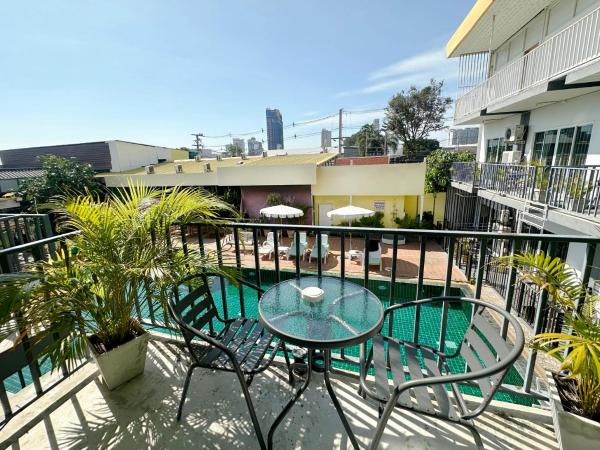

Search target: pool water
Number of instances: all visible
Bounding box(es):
[4,268,534,407]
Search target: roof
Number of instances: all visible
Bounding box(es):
[446,0,551,57]
[100,153,337,176]
[0,169,44,180]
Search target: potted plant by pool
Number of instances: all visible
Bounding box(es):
[0,183,232,390]
[497,252,600,449]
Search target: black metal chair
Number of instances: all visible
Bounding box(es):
[168,273,294,450]
[360,296,525,450]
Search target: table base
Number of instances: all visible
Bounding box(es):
[267,349,360,450]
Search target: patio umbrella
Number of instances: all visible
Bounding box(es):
[259,204,304,219]
[260,204,304,238]
[327,205,374,251]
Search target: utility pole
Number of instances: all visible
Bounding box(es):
[338,108,343,154]
[364,130,369,156]
[384,131,388,155]
[191,133,204,157]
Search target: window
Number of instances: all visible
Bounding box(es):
[572,125,592,166]
[531,125,592,166]
[485,138,505,163]
[555,127,575,166]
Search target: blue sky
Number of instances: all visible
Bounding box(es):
[0,1,474,151]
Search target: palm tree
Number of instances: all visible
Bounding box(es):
[0,182,235,371]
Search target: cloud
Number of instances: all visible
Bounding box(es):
[336,47,458,98]
[368,49,447,80]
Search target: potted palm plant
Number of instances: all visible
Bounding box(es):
[0,183,233,390]
[497,252,600,449]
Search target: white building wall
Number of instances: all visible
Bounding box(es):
[477,89,600,163]
[108,141,174,172]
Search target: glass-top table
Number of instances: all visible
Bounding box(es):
[259,276,384,450]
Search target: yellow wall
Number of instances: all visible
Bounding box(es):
[423,192,446,224]
[313,163,425,196]
[314,195,411,228]
[218,163,316,186]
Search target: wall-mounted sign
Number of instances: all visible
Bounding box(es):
[374,201,385,210]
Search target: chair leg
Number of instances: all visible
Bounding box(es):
[280,342,295,386]
[370,391,400,450]
[463,420,484,449]
[235,366,267,450]
[177,363,198,421]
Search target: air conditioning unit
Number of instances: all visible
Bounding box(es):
[194,155,202,162]
[145,165,155,175]
[502,150,522,163]
[216,154,222,161]
[204,163,212,172]
[175,163,184,173]
[515,125,528,143]
[262,151,268,158]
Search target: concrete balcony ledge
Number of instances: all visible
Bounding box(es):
[1,335,558,450]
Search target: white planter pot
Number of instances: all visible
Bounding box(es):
[546,371,600,449]
[88,330,149,390]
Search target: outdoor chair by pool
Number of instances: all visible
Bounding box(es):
[361,239,382,271]
[308,234,329,263]
[168,273,295,450]
[286,231,307,260]
[360,296,524,450]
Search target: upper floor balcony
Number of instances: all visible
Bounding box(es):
[451,161,600,223]
[454,3,600,124]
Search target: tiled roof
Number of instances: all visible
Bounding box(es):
[0,169,44,180]
[100,153,337,176]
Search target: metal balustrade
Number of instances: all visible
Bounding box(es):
[1,218,599,425]
[455,4,600,120]
[451,162,600,218]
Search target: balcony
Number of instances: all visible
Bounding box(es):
[454,4,600,123]
[451,162,600,221]
[1,219,599,448]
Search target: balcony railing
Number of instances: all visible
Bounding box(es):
[452,162,600,218]
[455,4,600,120]
[1,218,599,425]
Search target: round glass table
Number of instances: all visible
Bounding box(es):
[259,276,384,450]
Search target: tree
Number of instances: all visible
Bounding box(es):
[19,155,101,212]
[385,79,452,158]
[424,149,474,214]
[344,124,386,156]
[224,144,242,157]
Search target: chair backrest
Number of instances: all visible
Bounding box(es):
[368,239,380,253]
[458,303,523,416]
[291,231,307,245]
[241,231,254,242]
[168,275,220,344]
[321,234,329,245]
[266,232,274,244]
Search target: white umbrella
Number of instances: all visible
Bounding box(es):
[327,205,374,251]
[259,204,304,219]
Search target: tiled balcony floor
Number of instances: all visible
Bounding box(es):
[1,337,557,450]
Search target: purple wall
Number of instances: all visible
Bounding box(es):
[241,185,313,224]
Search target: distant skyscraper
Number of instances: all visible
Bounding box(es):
[232,138,245,154]
[247,137,263,155]
[266,108,284,150]
[372,119,380,131]
[321,129,332,149]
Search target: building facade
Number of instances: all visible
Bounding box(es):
[232,138,245,154]
[0,140,187,173]
[247,137,263,156]
[320,129,332,149]
[266,108,284,150]
[445,0,600,281]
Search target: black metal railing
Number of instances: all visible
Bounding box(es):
[2,217,599,424]
[451,162,600,219]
